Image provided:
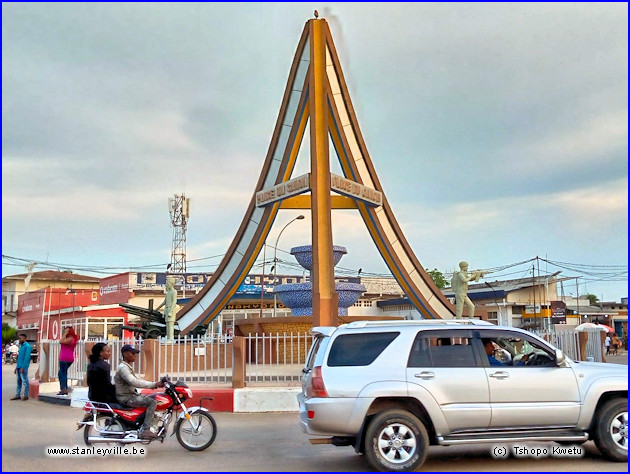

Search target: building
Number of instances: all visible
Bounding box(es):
[17,287,128,341]
[3,271,100,328]
[377,274,577,328]
[561,296,628,337]
[10,269,627,340]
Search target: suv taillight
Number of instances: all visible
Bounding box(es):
[310,366,328,398]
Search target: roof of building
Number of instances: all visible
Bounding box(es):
[378,274,568,308]
[2,270,99,283]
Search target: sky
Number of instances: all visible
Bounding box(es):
[2,3,628,302]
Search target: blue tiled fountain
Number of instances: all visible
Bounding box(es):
[273,245,366,316]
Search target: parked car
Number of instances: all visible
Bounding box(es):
[298,320,628,471]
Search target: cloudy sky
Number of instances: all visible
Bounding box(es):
[2,3,627,301]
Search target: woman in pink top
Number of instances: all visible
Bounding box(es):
[57,327,78,396]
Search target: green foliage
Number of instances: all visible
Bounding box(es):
[2,322,18,345]
[428,268,449,289]
[585,294,599,305]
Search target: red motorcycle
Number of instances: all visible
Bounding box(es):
[77,377,217,451]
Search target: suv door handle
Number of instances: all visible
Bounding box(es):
[489,371,509,379]
[414,371,435,379]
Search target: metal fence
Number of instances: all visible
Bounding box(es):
[45,339,144,387]
[155,333,314,384]
[43,333,315,387]
[583,329,604,362]
[245,332,314,384]
[531,328,604,362]
[156,335,232,384]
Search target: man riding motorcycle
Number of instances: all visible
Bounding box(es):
[5,342,19,364]
[113,344,164,439]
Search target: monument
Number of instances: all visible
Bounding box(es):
[175,15,458,334]
[157,276,179,340]
[451,261,486,318]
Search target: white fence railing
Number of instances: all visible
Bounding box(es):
[530,328,605,362]
[156,335,232,384]
[244,332,314,384]
[42,333,315,387]
[45,339,144,386]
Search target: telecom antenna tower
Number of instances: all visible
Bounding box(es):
[168,194,190,274]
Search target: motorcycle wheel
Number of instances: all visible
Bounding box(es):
[175,411,217,451]
[83,415,125,446]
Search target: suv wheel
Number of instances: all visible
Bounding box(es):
[364,409,429,472]
[593,398,628,462]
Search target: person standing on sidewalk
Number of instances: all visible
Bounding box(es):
[58,327,79,396]
[11,334,31,401]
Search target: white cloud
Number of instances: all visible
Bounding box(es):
[511,110,628,173]
[2,3,627,300]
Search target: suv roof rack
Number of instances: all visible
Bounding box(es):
[343,319,495,329]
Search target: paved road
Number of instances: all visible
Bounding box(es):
[2,363,626,472]
[604,350,628,365]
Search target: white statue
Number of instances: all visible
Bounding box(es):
[157,276,179,340]
[451,261,486,319]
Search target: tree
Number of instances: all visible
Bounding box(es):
[428,268,449,289]
[585,294,599,305]
[2,323,17,345]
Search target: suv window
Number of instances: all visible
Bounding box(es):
[479,330,556,366]
[328,332,399,367]
[408,334,477,368]
[305,335,325,370]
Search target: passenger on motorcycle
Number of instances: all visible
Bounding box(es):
[87,343,116,404]
[114,345,165,439]
[5,342,19,363]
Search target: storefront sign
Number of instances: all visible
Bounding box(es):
[525,304,541,314]
[551,300,567,324]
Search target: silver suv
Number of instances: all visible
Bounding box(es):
[298,320,628,471]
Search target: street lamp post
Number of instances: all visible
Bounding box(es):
[259,242,267,317]
[273,215,305,317]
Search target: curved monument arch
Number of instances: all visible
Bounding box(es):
[176,18,456,334]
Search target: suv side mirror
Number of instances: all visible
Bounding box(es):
[555,348,566,365]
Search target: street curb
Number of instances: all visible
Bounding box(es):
[38,393,71,406]
[37,385,300,412]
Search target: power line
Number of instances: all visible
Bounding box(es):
[3,253,627,286]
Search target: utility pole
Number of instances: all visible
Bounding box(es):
[536,256,548,330]
[532,262,538,330]
[576,277,580,319]
[259,243,267,317]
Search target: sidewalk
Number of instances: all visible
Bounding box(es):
[35,380,301,412]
